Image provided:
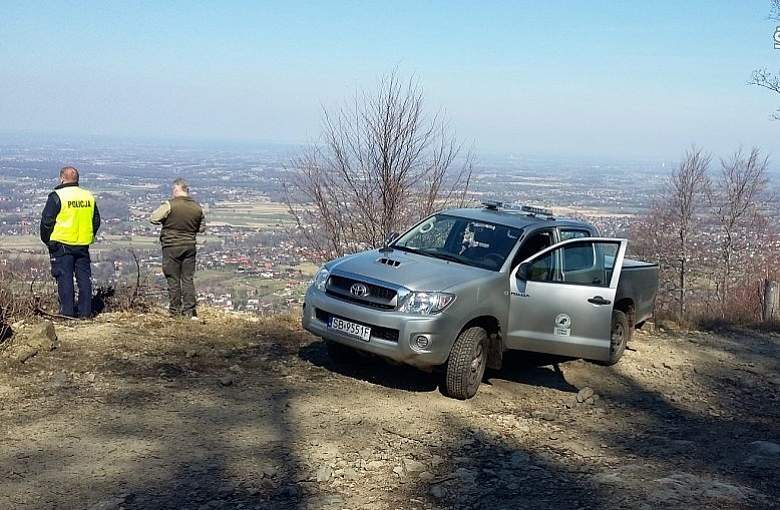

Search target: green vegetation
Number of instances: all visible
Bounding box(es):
[0,234,221,253]
[207,202,293,230]
[289,262,318,276]
[196,269,288,295]
[0,236,41,250]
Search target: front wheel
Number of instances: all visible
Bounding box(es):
[444,327,488,399]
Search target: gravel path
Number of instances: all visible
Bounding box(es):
[1,310,778,509]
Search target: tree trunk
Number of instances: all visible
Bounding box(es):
[679,257,686,320]
[763,279,779,322]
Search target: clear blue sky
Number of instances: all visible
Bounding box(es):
[1,0,779,159]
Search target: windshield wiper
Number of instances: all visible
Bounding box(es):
[395,246,470,266]
[420,250,466,264]
[393,245,421,255]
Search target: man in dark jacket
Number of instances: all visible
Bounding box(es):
[150,178,205,319]
[40,166,101,318]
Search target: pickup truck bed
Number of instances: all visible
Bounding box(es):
[617,258,659,327]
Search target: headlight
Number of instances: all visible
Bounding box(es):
[313,267,330,291]
[399,292,455,315]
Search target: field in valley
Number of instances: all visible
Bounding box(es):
[207,201,293,230]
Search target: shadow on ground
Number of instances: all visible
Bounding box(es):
[1,316,777,509]
[298,340,580,394]
[0,316,312,510]
[298,340,440,392]
[487,350,580,393]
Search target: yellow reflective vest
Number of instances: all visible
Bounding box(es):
[50,186,97,245]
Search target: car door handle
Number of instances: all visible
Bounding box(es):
[588,296,611,305]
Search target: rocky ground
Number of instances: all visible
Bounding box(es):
[0,309,778,510]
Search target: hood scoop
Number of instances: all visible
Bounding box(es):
[377,257,402,268]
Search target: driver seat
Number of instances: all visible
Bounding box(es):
[462,228,504,268]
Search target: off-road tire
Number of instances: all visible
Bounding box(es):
[600,310,629,366]
[444,326,488,400]
[325,339,358,364]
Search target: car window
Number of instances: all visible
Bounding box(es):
[563,244,595,271]
[524,240,620,287]
[412,215,458,250]
[560,229,591,241]
[511,229,554,268]
[600,245,618,284]
[394,214,522,271]
[526,250,557,281]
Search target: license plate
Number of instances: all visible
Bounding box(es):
[328,316,371,342]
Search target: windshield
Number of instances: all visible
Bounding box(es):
[393,214,522,270]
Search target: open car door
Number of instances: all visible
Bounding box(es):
[506,237,627,361]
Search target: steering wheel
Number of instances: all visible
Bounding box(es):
[484,252,504,269]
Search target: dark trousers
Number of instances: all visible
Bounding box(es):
[48,243,92,318]
[162,245,197,317]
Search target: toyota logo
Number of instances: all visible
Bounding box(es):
[350,283,369,297]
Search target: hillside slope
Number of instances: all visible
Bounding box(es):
[1,309,778,509]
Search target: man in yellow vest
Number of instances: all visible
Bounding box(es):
[40,167,101,318]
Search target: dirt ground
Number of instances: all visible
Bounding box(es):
[0,309,778,510]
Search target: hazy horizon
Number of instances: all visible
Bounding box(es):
[5,131,780,175]
[3,1,780,160]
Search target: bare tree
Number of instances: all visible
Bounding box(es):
[749,68,780,120]
[748,1,780,117]
[0,256,54,340]
[771,0,780,20]
[285,71,472,260]
[633,144,776,325]
[668,146,711,320]
[708,147,770,313]
[629,201,678,318]
[629,147,711,322]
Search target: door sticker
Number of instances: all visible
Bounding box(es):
[554,313,572,336]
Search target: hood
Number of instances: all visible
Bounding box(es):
[328,249,489,291]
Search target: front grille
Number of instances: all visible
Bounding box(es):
[326,274,398,309]
[326,291,395,309]
[329,275,396,300]
[315,308,399,343]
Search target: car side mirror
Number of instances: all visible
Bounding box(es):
[516,262,529,281]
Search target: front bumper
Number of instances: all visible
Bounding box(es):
[302,287,458,367]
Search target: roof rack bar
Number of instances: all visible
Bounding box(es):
[521,205,554,218]
[481,200,555,219]
[481,200,503,210]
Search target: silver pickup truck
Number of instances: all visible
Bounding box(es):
[303,202,659,399]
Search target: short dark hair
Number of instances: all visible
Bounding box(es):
[60,166,79,182]
[173,178,189,193]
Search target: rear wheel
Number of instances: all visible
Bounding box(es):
[444,327,488,399]
[600,310,629,366]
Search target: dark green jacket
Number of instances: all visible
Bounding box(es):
[150,196,204,248]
